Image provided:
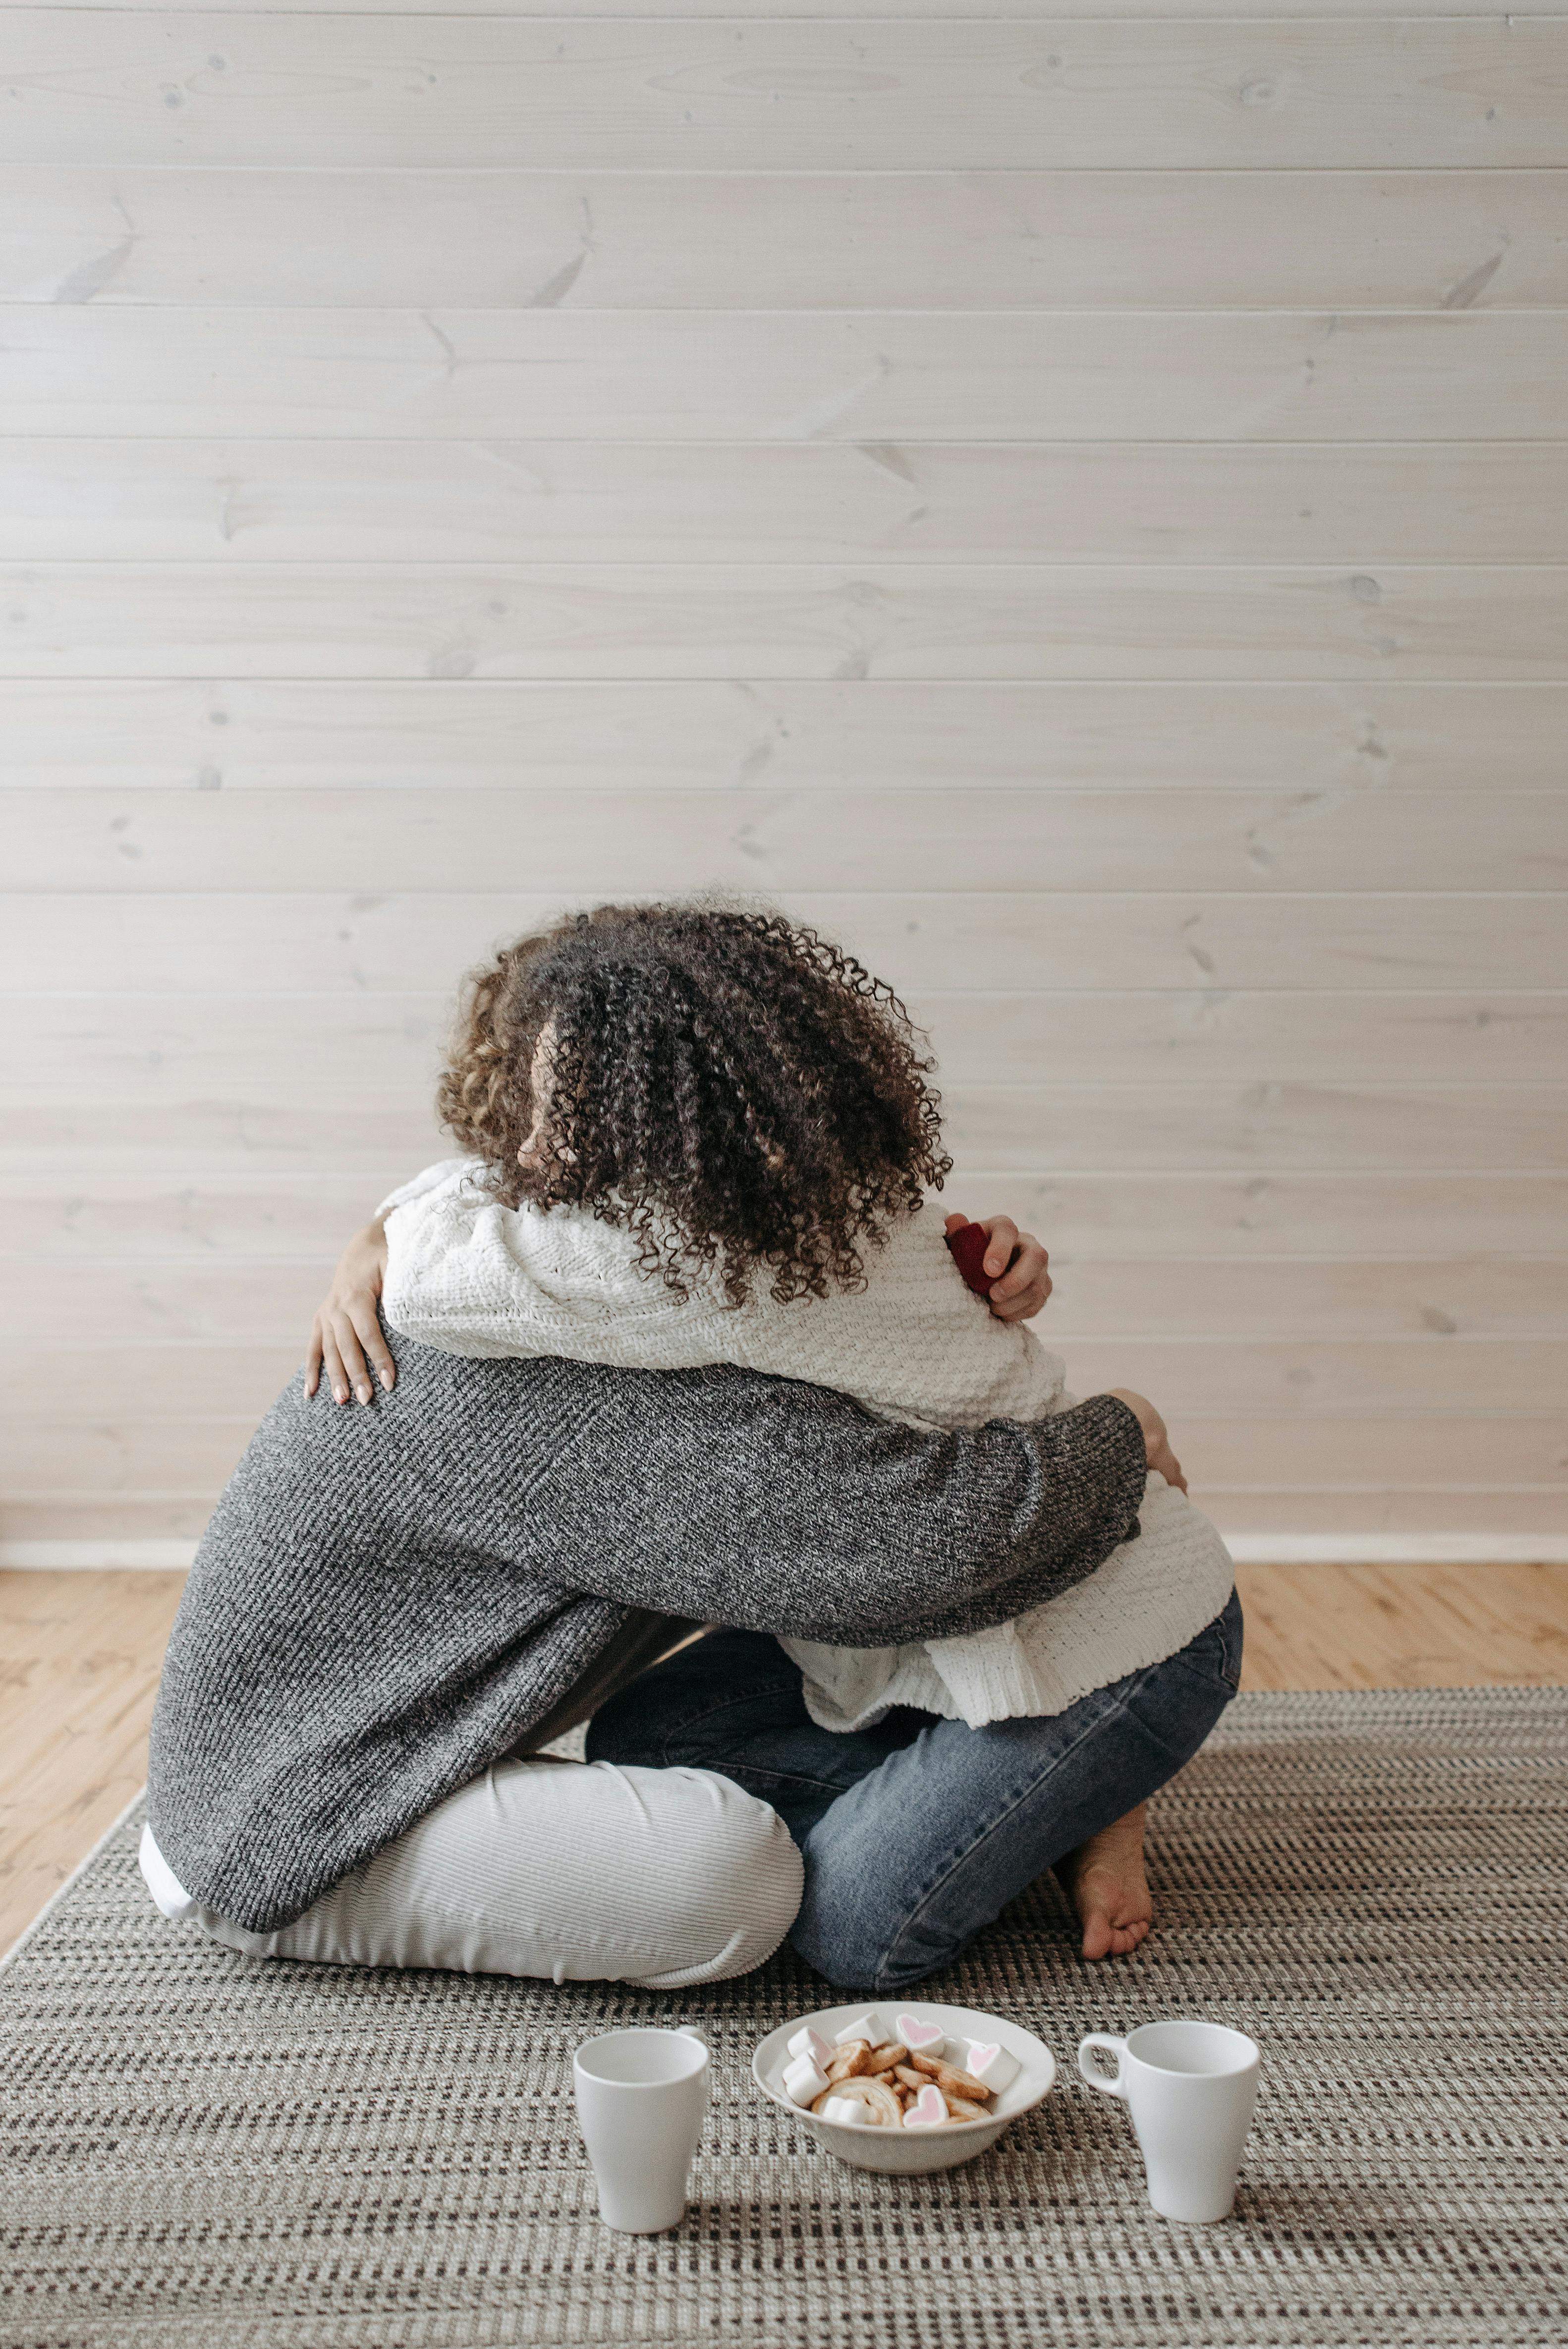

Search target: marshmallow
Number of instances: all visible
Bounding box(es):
[820,2095,869,2127]
[961,2038,1020,2095]
[786,2026,833,2069]
[896,2012,949,2058]
[782,2054,829,2108]
[903,2084,949,2129]
[833,2012,886,2048]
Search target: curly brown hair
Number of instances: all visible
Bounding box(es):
[435,901,951,1305]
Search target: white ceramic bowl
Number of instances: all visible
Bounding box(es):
[752,2000,1057,2175]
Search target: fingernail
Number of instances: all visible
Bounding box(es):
[380,1369,393,1390]
[357,1384,371,1403]
[334,1387,346,1404]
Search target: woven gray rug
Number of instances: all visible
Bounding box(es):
[2,1688,1565,2349]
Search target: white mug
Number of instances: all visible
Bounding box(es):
[1077,2019,1260,2224]
[572,2027,710,2234]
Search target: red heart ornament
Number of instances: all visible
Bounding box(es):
[944,1220,993,1298]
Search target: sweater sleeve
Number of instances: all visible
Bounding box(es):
[383,1171,726,1364]
[385,1181,1066,1427]
[524,1365,1150,1646]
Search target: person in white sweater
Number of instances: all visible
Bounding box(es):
[307,900,1238,1961]
[364,1158,1233,1736]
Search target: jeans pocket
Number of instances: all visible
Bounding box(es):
[1215,1588,1244,1691]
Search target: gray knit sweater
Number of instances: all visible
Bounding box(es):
[148,1336,1146,1931]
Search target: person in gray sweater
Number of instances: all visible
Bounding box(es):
[144,1329,1239,1992]
[146,905,1243,1990]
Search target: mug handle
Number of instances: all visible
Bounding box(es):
[1077,2033,1130,2099]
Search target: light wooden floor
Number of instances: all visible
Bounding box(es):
[2,1562,1566,1958]
[1233,1560,1568,1694]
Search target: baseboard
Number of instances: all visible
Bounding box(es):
[1225,1534,1568,1566]
[0,1540,199,1570]
[3,1534,1567,1572]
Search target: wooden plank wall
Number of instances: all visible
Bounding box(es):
[1,0,1565,1560]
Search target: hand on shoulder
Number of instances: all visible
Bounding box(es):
[305,1216,393,1405]
[1101,1388,1187,1494]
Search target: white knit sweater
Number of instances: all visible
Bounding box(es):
[378,1160,1235,1732]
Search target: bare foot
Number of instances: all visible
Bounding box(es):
[1057,1804,1153,1960]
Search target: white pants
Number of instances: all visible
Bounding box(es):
[164,1754,804,1990]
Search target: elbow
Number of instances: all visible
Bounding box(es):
[904,1429,1046,1598]
[932,1408,1146,1591]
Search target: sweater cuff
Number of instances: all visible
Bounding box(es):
[1070,1391,1151,1546]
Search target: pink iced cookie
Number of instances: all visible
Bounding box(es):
[902,2085,949,2129]
[962,2038,1020,2095]
[896,2013,949,2058]
[786,2026,832,2069]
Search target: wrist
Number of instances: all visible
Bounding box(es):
[1104,1385,1152,1431]
[1102,1388,1164,1458]
[340,1215,389,1283]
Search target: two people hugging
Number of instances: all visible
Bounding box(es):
[143,901,1240,1995]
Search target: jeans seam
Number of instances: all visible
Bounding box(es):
[866,1627,1232,1989]
[636,1689,851,1802]
[867,1688,1140,1989]
[607,1678,794,1754]
[722,1765,853,1802]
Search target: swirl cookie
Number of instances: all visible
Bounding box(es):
[811,2076,904,2128]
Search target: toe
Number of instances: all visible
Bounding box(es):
[1080,1912,1114,1961]
[1077,1883,1152,1961]
[1066,1846,1154,1962]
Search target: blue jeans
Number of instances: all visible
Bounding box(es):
[587,1590,1243,1991]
